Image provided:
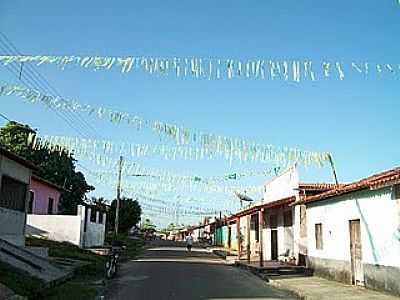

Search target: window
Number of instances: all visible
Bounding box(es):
[90,208,97,222]
[250,214,259,242]
[47,198,54,214]
[98,211,103,224]
[0,175,27,212]
[315,223,323,250]
[284,210,293,227]
[270,214,278,229]
[28,191,34,213]
[394,184,400,199]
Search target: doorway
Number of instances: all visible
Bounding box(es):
[271,230,278,260]
[349,219,364,286]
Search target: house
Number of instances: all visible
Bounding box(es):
[222,165,336,266]
[302,167,400,296]
[29,175,63,215]
[0,147,36,246]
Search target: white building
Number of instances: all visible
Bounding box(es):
[0,147,35,246]
[233,166,336,265]
[304,167,400,296]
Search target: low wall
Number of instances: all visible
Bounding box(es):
[85,220,105,248]
[307,256,400,296]
[306,256,352,284]
[0,207,26,247]
[26,214,83,246]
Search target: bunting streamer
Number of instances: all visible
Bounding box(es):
[24,128,329,170]
[89,164,264,196]
[0,55,398,81]
[2,82,331,167]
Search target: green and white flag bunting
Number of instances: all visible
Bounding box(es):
[1,81,331,167]
[34,134,285,175]
[0,55,398,81]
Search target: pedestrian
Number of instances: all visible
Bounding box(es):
[186,233,193,252]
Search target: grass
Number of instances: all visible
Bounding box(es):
[0,236,144,299]
[105,232,145,261]
[26,237,106,277]
[0,260,45,299]
[21,235,143,299]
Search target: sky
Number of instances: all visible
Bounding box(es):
[0,1,399,227]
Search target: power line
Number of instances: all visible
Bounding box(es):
[0,112,11,122]
[0,32,101,139]
[0,35,93,138]
[0,47,87,138]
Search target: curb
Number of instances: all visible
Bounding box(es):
[268,279,309,300]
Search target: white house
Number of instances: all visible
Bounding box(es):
[0,147,36,246]
[233,166,336,266]
[304,167,400,296]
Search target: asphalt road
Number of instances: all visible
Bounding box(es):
[103,240,297,300]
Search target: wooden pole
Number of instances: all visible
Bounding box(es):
[259,209,264,267]
[236,217,241,259]
[328,153,339,186]
[115,155,123,236]
[246,215,251,264]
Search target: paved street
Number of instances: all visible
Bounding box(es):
[103,240,297,300]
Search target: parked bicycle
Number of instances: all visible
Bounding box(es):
[105,240,126,279]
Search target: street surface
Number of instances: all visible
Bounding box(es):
[103,240,297,300]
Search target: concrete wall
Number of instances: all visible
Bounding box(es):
[26,212,84,246]
[84,209,106,248]
[306,186,400,295]
[30,178,61,214]
[26,205,106,248]
[0,154,32,246]
[0,207,26,246]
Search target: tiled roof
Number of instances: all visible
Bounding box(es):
[298,183,343,191]
[32,175,64,192]
[0,146,37,170]
[230,196,296,219]
[304,167,400,204]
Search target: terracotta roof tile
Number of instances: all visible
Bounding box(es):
[304,167,400,204]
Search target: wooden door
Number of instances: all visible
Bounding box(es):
[271,230,278,260]
[349,219,364,286]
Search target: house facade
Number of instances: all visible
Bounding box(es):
[304,167,400,296]
[0,147,35,246]
[29,175,62,215]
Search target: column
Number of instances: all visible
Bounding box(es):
[259,209,264,267]
[246,214,251,263]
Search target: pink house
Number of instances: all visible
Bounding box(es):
[29,175,63,215]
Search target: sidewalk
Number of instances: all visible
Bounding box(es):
[269,276,400,300]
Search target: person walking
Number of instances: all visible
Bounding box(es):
[186,233,194,252]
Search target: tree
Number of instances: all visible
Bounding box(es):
[0,121,94,214]
[108,197,142,234]
[142,218,156,231]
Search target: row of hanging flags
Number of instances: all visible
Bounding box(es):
[0,55,400,82]
[0,55,398,81]
[90,168,235,215]
[30,134,285,175]
[28,135,268,195]
[1,82,331,167]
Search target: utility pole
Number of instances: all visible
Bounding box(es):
[115,156,123,236]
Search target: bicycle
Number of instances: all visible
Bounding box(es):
[105,240,126,279]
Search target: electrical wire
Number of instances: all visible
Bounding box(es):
[0,32,101,139]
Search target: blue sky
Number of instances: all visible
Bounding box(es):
[0,1,399,227]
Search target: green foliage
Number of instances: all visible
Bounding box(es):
[0,260,45,299]
[0,121,94,214]
[142,218,156,231]
[108,197,142,233]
